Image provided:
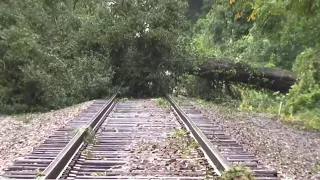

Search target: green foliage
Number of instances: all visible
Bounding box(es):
[189,0,320,129]
[282,48,320,129]
[0,0,115,113]
[154,97,170,108]
[82,150,95,159]
[2,0,319,132]
[238,49,320,129]
[13,113,40,124]
[191,0,320,69]
[239,88,285,114]
[105,0,192,97]
[0,0,191,113]
[218,165,254,180]
[170,129,188,137]
[72,126,98,145]
[83,127,98,145]
[192,0,254,62]
[177,75,217,100]
[168,129,199,156]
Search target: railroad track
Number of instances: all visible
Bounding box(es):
[1,95,280,180]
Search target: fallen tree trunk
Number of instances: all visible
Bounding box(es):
[196,60,297,93]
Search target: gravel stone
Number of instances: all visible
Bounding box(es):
[0,101,93,175]
[107,99,212,177]
[190,99,320,180]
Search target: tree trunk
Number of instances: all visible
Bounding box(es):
[196,60,297,93]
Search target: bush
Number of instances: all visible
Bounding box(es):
[239,88,285,114]
[238,49,320,129]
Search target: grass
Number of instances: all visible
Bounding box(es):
[168,129,199,157]
[167,129,215,178]
[175,97,320,131]
[216,165,255,180]
[11,113,41,124]
[153,97,170,108]
[185,96,320,131]
[190,97,241,117]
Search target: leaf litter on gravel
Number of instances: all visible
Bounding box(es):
[189,98,320,180]
[0,101,93,175]
[107,100,215,178]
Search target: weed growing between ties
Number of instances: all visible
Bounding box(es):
[91,171,108,176]
[215,165,255,180]
[125,128,214,178]
[168,129,198,156]
[81,150,94,159]
[72,127,98,145]
[81,149,108,161]
[35,168,45,179]
[168,129,215,178]
[120,97,129,102]
[134,130,199,155]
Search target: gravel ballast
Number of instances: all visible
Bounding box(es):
[107,99,212,177]
[188,99,320,180]
[0,101,93,175]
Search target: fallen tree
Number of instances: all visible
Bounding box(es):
[196,60,297,93]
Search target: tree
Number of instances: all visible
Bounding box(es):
[0,0,192,112]
[0,0,115,112]
[190,0,320,128]
[106,0,192,97]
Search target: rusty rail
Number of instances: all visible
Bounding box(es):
[166,95,231,172]
[39,94,117,179]
[167,95,279,180]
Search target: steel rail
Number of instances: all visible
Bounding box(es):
[166,95,231,172]
[38,94,117,179]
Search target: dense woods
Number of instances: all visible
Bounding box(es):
[188,0,320,129]
[0,0,191,112]
[1,0,320,128]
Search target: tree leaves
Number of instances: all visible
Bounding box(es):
[105,0,191,97]
[0,0,191,112]
[0,0,116,112]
